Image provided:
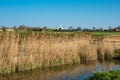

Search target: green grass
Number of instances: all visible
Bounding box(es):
[86,70,120,80]
[35,31,120,38]
[90,31,120,38]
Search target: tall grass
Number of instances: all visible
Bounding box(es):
[97,43,114,60]
[0,31,119,74]
[78,40,97,61]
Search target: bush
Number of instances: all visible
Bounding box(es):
[86,70,120,80]
[115,49,120,59]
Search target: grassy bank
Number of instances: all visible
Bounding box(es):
[0,31,120,74]
[86,70,120,80]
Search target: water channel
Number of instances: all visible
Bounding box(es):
[1,60,120,80]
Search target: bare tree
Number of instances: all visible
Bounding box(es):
[68,26,73,30]
[108,26,112,31]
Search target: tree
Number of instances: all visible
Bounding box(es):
[18,25,28,30]
[108,26,112,31]
[42,26,48,31]
[99,27,104,31]
[1,26,8,31]
[77,26,81,30]
[31,26,42,31]
[83,28,90,31]
[43,26,47,29]
[68,26,73,30]
[13,26,17,31]
[92,27,96,31]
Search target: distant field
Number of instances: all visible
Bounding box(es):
[89,31,120,38]
[30,31,120,38]
[1,30,120,38]
[45,31,120,38]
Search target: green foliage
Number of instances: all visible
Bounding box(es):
[18,25,28,30]
[1,26,8,31]
[86,70,120,80]
[115,49,120,54]
[115,49,120,59]
[18,63,37,71]
[0,66,12,75]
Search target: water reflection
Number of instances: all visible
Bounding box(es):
[1,60,120,80]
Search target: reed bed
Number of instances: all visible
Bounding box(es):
[0,31,119,74]
[97,43,114,60]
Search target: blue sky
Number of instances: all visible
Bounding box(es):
[0,0,120,29]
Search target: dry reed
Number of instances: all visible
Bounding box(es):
[0,31,119,74]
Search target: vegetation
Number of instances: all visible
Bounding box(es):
[90,31,120,38]
[114,49,120,59]
[0,30,119,74]
[86,70,120,80]
[0,31,90,74]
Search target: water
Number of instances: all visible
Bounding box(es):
[1,60,120,80]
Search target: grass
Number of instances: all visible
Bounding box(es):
[97,43,115,60]
[0,31,120,74]
[90,31,120,38]
[86,70,120,80]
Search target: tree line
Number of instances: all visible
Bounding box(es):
[0,25,120,32]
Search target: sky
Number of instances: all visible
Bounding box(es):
[0,0,120,29]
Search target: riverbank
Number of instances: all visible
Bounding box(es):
[0,60,120,80]
[0,31,120,74]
